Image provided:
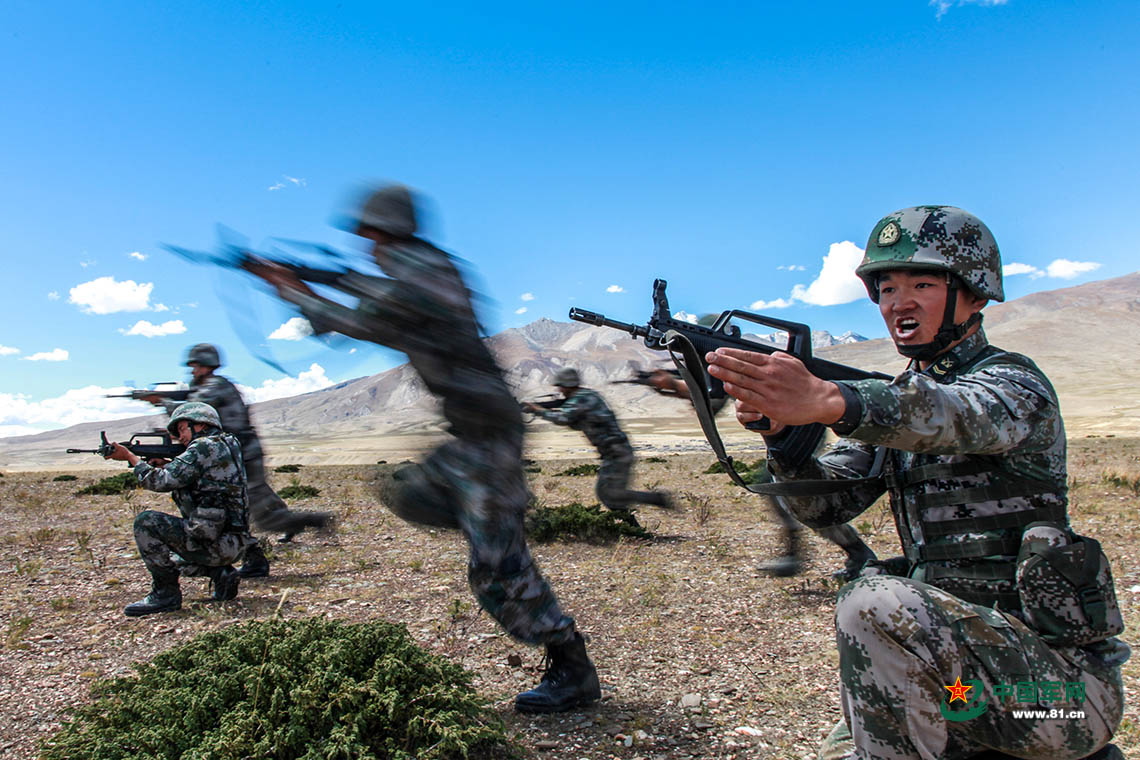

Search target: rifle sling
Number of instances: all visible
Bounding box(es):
[661,329,886,498]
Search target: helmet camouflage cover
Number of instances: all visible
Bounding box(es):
[857,206,1004,303]
[553,367,581,387]
[167,401,223,436]
[341,184,418,238]
[185,343,222,368]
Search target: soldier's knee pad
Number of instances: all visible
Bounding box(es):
[373,462,460,529]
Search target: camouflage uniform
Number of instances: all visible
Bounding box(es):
[163,374,329,537]
[132,430,255,578]
[770,328,1128,759]
[536,387,670,515]
[277,233,576,647]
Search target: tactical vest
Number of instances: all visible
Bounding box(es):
[887,346,1067,611]
[174,433,251,534]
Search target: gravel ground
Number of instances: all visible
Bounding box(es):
[1,438,1138,759]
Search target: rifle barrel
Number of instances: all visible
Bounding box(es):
[568,308,649,338]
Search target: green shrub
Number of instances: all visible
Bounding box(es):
[76,472,140,496]
[278,484,320,500]
[554,463,600,477]
[53,474,79,482]
[523,465,541,474]
[274,464,302,473]
[645,456,667,464]
[41,617,516,760]
[527,502,649,543]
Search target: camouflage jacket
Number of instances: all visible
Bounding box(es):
[162,375,262,460]
[537,388,630,456]
[769,328,1070,610]
[133,431,250,538]
[279,239,520,438]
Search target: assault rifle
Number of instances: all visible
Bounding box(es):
[569,278,891,489]
[610,367,684,396]
[105,383,191,403]
[66,430,186,461]
[519,394,566,422]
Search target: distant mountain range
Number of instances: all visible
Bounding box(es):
[3,271,1138,469]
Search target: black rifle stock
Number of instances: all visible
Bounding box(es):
[569,278,891,490]
[67,430,186,461]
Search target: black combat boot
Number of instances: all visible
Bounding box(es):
[237,543,271,578]
[515,632,601,713]
[758,528,803,577]
[208,564,240,601]
[124,571,182,617]
[833,543,879,583]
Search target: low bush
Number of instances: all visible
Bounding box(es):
[41,617,516,760]
[278,483,320,500]
[527,502,649,543]
[53,474,79,482]
[274,464,302,473]
[76,472,139,496]
[554,463,600,477]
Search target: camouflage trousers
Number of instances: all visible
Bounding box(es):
[244,455,331,535]
[596,445,667,512]
[770,495,871,559]
[820,576,1124,760]
[133,509,250,578]
[380,430,576,647]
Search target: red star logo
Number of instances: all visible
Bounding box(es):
[944,677,973,704]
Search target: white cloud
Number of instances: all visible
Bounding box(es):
[931,0,1007,18]
[788,241,867,306]
[47,291,60,301]
[238,363,334,403]
[1002,262,1042,278]
[777,265,807,272]
[119,319,187,338]
[268,317,314,341]
[21,348,69,362]
[606,285,624,293]
[672,311,699,325]
[128,251,148,261]
[0,345,19,356]
[152,303,170,312]
[520,292,535,301]
[69,276,155,314]
[0,385,162,438]
[79,259,96,269]
[749,298,795,310]
[1046,259,1101,280]
[515,306,528,315]
[269,175,307,191]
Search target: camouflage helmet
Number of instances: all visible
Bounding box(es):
[166,401,222,436]
[346,184,418,238]
[185,343,222,368]
[553,367,580,388]
[856,206,1004,303]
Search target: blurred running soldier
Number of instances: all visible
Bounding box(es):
[144,343,333,578]
[106,402,255,616]
[646,368,875,578]
[248,183,600,713]
[707,206,1127,760]
[524,367,672,528]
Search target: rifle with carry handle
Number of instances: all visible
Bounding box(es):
[67,430,186,462]
[569,278,892,493]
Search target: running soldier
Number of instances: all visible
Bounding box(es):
[524,367,672,528]
[645,368,875,578]
[145,343,333,578]
[248,183,600,713]
[105,402,255,616]
[707,206,1126,759]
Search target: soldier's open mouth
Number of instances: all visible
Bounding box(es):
[895,318,920,340]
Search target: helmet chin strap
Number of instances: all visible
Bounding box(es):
[895,277,982,362]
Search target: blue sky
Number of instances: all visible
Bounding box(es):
[1,1,1137,436]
